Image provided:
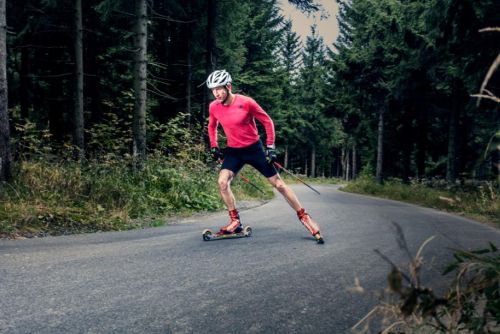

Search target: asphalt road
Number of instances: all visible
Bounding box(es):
[1,185,499,334]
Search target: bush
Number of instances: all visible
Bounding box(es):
[343,177,499,226]
[2,113,275,238]
[352,223,500,333]
[0,155,273,238]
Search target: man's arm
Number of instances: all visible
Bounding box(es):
[248,98,275,147]
[207,110,219,148]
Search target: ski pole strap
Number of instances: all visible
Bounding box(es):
[273,162,321,195]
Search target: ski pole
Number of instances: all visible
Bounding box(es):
[216,160,264,194]
[238,173,265,194]
[273,162,321,195]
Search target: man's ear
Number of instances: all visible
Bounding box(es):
[226,83,232,92]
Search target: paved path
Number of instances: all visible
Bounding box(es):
[1,185,498,333]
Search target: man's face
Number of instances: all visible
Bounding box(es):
[211,85,230,102]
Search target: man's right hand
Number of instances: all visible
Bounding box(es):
[211,147,223,161]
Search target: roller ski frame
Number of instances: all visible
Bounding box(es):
[202,225,252,241]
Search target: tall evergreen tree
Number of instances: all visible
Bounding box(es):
[0,0,10,181]
[132,0,148,163]
[274,19,302,167]
[215,0,249,78]
[73,0,84,160]
[239,0,283,108]
[298,25,327,177]
[422,0,499,181]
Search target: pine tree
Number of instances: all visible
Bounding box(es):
[297,25,326,177]
[73,0,84,160]
[273,19,302,167]
[239,0,283,108]
[0,0,10,181]
[132,0,148,163]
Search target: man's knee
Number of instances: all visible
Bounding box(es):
[218,172,233,192]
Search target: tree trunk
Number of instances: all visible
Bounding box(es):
[206,0,216,74]
[83,0,103,126]
[446,81,459,183]
[203,0,216,121]
[416,105,427,179]
[341,147,346,179]
[352,142,357,180]
[401,108,412,182]
[284,145,289,168]
[185,0,193,126]
[494,143,500,184]
[336,148,341,177]
[47,81,65,143]
[376,107,385,184]
[20,47,31,120]
[345,147,350,181]
[310,145,316,178]
[0,0,10,181]
[133,0,148,164]
[186,39,192,126]
[73,0,84,161]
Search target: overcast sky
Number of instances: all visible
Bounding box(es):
[278,0,339,49]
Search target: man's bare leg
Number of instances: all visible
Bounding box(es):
[218,169,236,210]
[267,174,321,238]
[217,169,241,233]
[267,173,302,210]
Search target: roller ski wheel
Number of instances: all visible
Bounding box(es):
[202,229,213,241]
[314,233,325,244]
[202,225,252,241]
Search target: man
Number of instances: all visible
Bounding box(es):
[207,69,324,244]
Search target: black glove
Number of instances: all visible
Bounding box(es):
[211,147,223,161]
[265,145,277,163]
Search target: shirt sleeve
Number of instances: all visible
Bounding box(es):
[207,106,219,148]
[248,98,275,146]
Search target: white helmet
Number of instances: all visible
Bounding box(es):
[206,70,232,89]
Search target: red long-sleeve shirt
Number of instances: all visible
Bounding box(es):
[208,94,275,148]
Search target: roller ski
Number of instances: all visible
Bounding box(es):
[203,209,252,241]
[297,208,324,244]
[202,225,252,241]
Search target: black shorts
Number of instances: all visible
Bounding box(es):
[221,140,278,178]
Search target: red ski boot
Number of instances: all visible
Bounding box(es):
[297,208,324,244]
[219,209,243,234]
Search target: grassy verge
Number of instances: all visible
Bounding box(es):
[0,157,274,238]
[342,175,499,227]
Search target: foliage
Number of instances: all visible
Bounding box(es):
[329,0,499,182]
[352,224,500,333]
[11,120,54,158]
[2,0,498,236]
[86,111,133,158]
[343,176,499,226]
[0,154,273,238]
[0,112,273,238]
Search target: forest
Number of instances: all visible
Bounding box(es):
[0,0,498,235]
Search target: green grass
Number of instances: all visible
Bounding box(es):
[0,157,274,238]
[342,175,500,226]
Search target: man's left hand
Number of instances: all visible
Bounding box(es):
[265,145,277,164]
